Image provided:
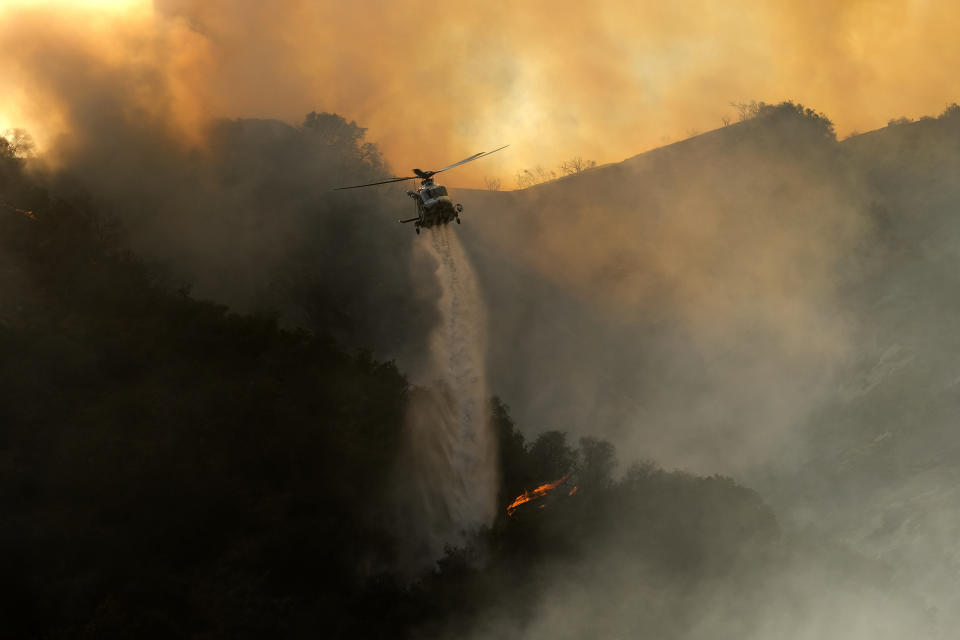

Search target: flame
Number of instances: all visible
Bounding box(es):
[506,474,570,516]
[1,201,35,219]
[568,486,578,496]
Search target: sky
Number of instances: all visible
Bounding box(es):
[0,0,958,186]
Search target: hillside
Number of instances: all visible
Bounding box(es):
[453,103,960,626]
[458,103,859,473]
[0,107,945,637]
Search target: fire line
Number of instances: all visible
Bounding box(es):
[506,474,571,516]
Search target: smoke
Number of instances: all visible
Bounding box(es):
[396,225,498,568]
[456,116,868,476]
[451,549,933,640]
[3,1,959,633]
[442,108,960,637]
[3,1,960,187]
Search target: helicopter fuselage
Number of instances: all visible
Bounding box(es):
[404,180,463,233]
[332,144,507,234]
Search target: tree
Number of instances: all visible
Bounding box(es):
[576,436,617,490]
[730,101,836,139]
[491,397,531,502]
[528,430,577,481]
[2,128,34,158]
[939,103,960,121]
[516,156,597,187]
[302,112,366,147]
[559,156,597,176]
[484,176,502,191]
[516,165,557,188]
[731,100,764,122]
[301,112,385,171]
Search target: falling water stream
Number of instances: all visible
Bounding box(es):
[399,224,498,566]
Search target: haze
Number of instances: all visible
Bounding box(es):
[2,0,959,185]
[4,2,960,638]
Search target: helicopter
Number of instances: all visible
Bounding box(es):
[334,145,508,234]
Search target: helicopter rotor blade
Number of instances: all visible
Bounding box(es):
[332,175,417,190]
[333,145,509,189]
[431,144,510,175]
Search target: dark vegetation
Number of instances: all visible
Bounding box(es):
[0,105,946,637]
[45,111,438,366]
[0,121,782,639]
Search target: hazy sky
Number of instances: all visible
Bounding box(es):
[1,0,958,186]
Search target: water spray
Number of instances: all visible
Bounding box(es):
[399,225,498,565]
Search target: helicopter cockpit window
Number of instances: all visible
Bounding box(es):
[425,186,448,199]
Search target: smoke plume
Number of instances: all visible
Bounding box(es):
[3,1,960,186]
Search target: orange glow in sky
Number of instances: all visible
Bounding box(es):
[0,0,149,11]
[1,1,959,186]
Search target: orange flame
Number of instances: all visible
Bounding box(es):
[568,486,578,496]
[506,474,570,516]
[0,202,33,219]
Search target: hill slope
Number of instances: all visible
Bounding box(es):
[452,103,960,624]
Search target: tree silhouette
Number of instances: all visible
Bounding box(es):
[1,128,34,158]
[559,156,597,175]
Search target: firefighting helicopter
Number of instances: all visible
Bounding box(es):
[333,145,508,234]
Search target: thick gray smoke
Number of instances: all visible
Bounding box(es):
[447,107,960,637]
[396,225,498,567]
[457,113,866,476]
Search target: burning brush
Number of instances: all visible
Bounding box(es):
[506,474,578,516]
[0,201,34,219]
